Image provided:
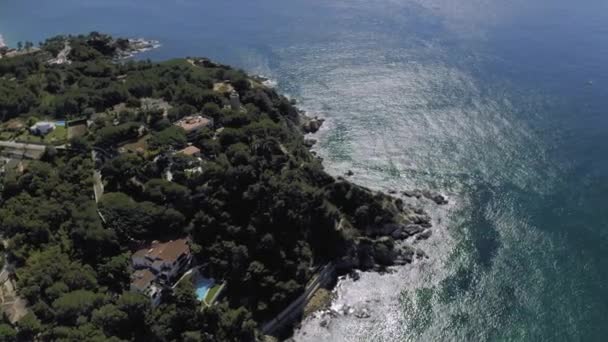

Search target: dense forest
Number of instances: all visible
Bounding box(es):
[0,33,427,341]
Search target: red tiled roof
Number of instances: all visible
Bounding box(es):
[177,145,201,156]
[133,238,190,264]
[131,269,155,291]
[174,115,211,133]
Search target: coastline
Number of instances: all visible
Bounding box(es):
[259,106,452,340]
[115,37,161,59]
[292,188,456,341]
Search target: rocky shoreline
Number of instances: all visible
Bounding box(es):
[294,108,448,331]
[287,186,450,339]
[336,189,446,274]
[296,108,446,274]
[115,37,161,59]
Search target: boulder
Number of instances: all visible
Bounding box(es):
[423,190,448,205]
[402,189,422,198]
[416,230,432,240]
[304,138,317,148]
[302,117,325,133]
[412,214,431,225]
[354,307,371,319]
[402,224,424,236]
[415,248,428,259]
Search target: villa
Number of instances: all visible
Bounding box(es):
[29,121,56,135]
[174,115,213,138]
[130,238,192,305]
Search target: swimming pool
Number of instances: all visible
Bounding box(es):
[194,277,214,301]
[55,120,66,127]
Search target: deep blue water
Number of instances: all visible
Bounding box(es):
[2,0,607,340]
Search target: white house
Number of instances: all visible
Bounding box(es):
[29,122,56,135]
[130,238,192,305]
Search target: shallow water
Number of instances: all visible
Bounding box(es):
[2,0,608,340]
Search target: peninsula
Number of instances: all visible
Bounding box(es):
[0,33,441,341]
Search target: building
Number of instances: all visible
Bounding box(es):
[176,145,201,157]
[229,90,241,111]
[130,238,192,305]
[174,115,213,138]
[0,141,46,160]
[131,269,163,306]
[29,122,56,135]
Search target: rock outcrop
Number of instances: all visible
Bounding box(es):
[301,116,325,133]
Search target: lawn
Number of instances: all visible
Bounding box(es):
[15,126,68,145]
[119,134,150,153]
[67,124,87,139]
[203,283,223,306]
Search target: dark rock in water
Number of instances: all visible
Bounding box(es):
[373,237,395,266]
[416,230,432,240]
[402,189,422,198]
[391,224,421,239]
[402,224,424,236]
[302,117,325,133]
[304,138,317,148]
[394,244,415,264]
[415,249,428,259]
[348,271,361,281]
[345,170,354,177]
[423,190,448,205]
[420,222,432,229]
[414,207,424,215]
[412,214,431,225]
[354,307,371,319]
[394,198,404,210]
[388,189,397,194]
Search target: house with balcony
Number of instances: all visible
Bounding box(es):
[130,238,192,305]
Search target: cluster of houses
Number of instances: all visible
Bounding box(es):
[130,238,192,306]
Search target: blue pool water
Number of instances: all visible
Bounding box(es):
[55,121,65,127]
[194,277,214,301]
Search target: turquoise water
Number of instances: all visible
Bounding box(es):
[194,277,214,301]
[2,0,608,340]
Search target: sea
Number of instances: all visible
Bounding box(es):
[2,0,607,340]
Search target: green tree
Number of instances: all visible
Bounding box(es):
[148,126,187,151]
[16,312,42,341]
[91,304,129,337]
[52,290,105,325]
[0,324,16,342]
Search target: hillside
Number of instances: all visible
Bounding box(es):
[0,33,436,341]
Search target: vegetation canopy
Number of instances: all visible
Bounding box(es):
[0,33,413,341]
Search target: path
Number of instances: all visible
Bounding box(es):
[48,41,72,65]
[261,263,336,337]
